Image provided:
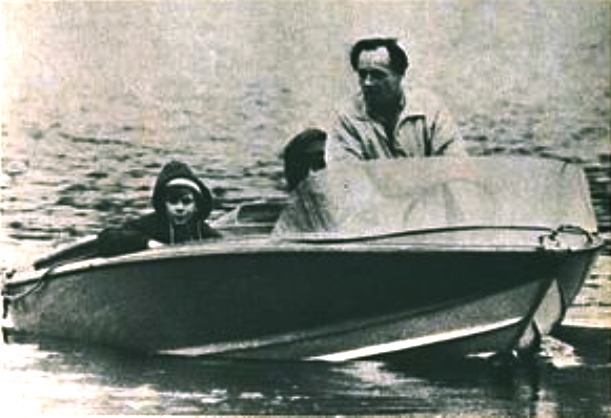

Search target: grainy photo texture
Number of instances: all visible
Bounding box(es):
[1,1,609,415]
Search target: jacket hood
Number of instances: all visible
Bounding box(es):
[151,160,213,220]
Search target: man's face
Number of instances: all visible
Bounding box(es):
[357,47,403,110]
[164,188,197,226]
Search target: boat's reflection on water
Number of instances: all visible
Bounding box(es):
[360,327,611,417]
[2,326,609,415]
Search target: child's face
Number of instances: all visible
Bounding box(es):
[164,188,197,226]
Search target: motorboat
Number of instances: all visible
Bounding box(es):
[1,157,603,361]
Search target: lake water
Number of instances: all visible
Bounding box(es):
[1,0,609,415]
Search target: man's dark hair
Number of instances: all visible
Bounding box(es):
[349,37,409,76]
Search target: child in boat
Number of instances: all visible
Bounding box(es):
[97,160,221,256]
[282,128,327,191]
[211,129,327,228]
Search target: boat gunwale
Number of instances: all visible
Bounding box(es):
[3,225,604,288]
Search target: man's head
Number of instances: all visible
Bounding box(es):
[349,38,409,111]
[283,128,326,191]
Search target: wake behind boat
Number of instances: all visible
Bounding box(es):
[1,157,604,361]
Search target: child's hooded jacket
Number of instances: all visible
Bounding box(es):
[97,161,221,256]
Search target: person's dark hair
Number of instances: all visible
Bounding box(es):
[283,128,327,191]
[349,37,409,76]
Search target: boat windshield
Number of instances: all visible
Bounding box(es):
[273,157,597,237]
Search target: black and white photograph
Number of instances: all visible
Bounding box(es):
[1,0,609,415]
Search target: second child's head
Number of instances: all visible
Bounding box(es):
[283,128,327,191]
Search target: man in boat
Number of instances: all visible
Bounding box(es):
[326,37,467,163]
[96,160,221,256]
[282,128,327,191]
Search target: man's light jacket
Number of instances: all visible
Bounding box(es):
[326,88,467,163]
